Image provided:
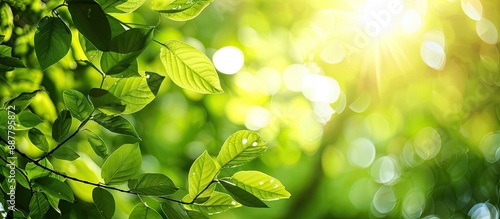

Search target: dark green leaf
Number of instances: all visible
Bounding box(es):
[89,88,126,115]
[92,113,141,140]
[18,110,43,127]
[101,143,142,184]
[46,194,61,215]
[128,173,178,195]
[160,203,183,219]
[0,45,25,68]
[187,151,219,200]
[110,28,153,53]
[29,192,49,219]
[92,187,115,219]
[4,89,42,111]
[34,16,71,70]
[183,192,241,214]
[155,0,212,21]
[159,40,223,94]
[146,72,164,96]
[82,129,108,157]
[52,110,72,142]
[129,204,163,219]
[34,177,75,202]
[186,210,209,219]
[216,130,267,168]
[230,171,291,201]
[97,0,146,13]
[63,89,94,121]
[68,0,112,51]
[50,147,80,161]
[28,128,49,152]
[25,159,53,180]
[219,180,268,208]
[108,73,165,114]
[101,51,141,76]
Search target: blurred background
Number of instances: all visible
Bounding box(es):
[3,0,500,218]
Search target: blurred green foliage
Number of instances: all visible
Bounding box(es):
[1,0,500,218]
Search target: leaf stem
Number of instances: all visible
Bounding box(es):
[36,110,94,162]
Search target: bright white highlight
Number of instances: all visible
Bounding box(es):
[476,18,498,45]
[301,74,340,103]
[245,106,271,131]
[213,46,245,75]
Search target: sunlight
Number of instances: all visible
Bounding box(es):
[213,46,245,75]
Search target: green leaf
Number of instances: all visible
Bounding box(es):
[34,16,71,70]
[219,180,268,208]
[92,113,141,140]
[29,192,49,219]
[25,159,53,180]
[160,203,183,219]
[0,45,25,69]
[34,176,75,202]
[110,28,153,53]
[89,88,126,115]
[186,211,209,219]
[63,89,94,121]
[97,0,146,13]
[188,151,219,199]
[92,187,115,219]
[156,0,212,21]
[183,192,241,215]
[82,129,108,157]
[100,52,141,76]
[108,72,165,114]
[28,128,49,152]
[4,89,42,111]
[52,110,72,142]
[68,0,112,51]
[230,171,291,201]
[18,110,43,127]
[129,204,163,219]
[46,194,61,215]
[216,130,267,168]
[50,147,80,161]
[128,173,178,195]
[101,143,142,184]
[160,40,223,94]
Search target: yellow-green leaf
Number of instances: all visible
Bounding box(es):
[188,151,219,199]
[160,40,223,94]
[230,171,290,201]
[183,192,241,215]
[216,130,267,168]
[101,143,142,185]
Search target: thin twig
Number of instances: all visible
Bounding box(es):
[36,111,94,162]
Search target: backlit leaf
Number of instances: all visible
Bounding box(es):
[82,129,108,157]
[29,192,49,219]
[89,88,126,115]
[4,89,42,112]
[183,192,241,215]
[101,143,142,184]
[92,112,141,140]
[34,177,75,202]
[108,72,165,114]
[52,110,72,142]
[68,0,112,51]
[187,151,219,199]
[46,195,61,215]
[219,180,268,208]
[97,0,146,14]
[92,187,115,219]
[216,130,267,168]
[28,128,49,152]
[63,89,94,121]
[129,204,163,219]
[160,40,223,94]
[128,173,178,195]
[100,52,141,76]
[25,159,53,180]
[156,0,212,21]
[186,210,209,219]
[110,28,153,53]
[230,171,291,201]
[34,16,71,70]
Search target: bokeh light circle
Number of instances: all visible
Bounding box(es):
[348,138,376,168]
[213,46,245,74]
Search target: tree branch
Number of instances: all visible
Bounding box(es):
[36,111,94,162]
